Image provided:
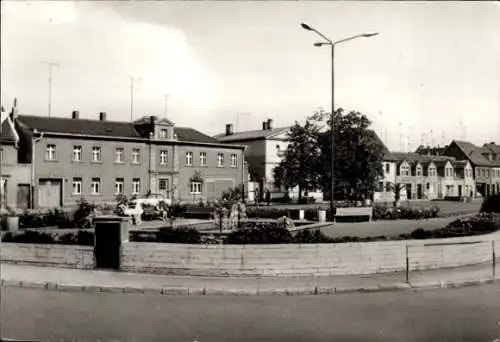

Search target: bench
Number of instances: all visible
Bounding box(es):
[185,206,214,219]
[334,207,373,222]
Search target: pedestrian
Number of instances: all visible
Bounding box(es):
[255,188,260,207]
[265,189,271,206]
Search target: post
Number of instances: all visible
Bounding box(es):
[493,240,496,278]
[405,244,409,283]
[30,136,36,209]
[330,44,335,212]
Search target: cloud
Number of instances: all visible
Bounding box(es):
[1,1,217,122]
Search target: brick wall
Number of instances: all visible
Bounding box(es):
[0,243,94,269]
[121,231,500,277]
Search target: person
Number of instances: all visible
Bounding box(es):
[254,188,260,207]
[265,189,271,206]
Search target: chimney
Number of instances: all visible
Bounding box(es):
[99,112,107,121]
[262,121,267,130]
[150,115,157,124]
[225,124,233,136]
[267,119,273,130]
[72,110,79,119]
[10,97,18,121]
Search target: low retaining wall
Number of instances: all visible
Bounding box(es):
[121,231,500,277]
[0,243,94,269]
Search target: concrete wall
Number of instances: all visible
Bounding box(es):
[121,231,500,277]
[0,243,94,269]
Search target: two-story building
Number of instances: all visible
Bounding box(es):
[13,111,246,208]
[443,140,500,196]
[379,152,474,201]
[214,119,323,201]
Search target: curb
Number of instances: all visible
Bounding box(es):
[1,277,498,296]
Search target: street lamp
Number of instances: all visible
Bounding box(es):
[301,22,378,212]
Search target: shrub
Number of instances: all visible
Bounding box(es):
[58,230,94,246]
[2,230,56,244]
[480,194,500,213]
[225,222,292,244]
[293,229,333,243]
[169,202,188,219]
[297,197,316,205]
[73,198,96,228]
[155,226,201,244]
[372,204,439,221]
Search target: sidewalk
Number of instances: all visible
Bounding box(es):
[1,261,498,296]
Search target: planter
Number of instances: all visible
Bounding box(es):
[7,216,19,232]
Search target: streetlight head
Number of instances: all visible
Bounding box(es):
[301,22,313,31]
[362,32,379,38]
[313,42,324,47]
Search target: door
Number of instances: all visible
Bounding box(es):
[458,185,462,198]
[17,184,31,210]
[94,223,121,269]
[38,179,62,208]
[417,184,422,199]
[407,184,412,200]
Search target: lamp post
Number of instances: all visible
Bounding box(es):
[300,23,378,212]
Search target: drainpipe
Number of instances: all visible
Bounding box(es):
[31,129,43,209]
[241,146,246,203]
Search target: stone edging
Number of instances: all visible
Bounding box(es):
[1,276,498,297]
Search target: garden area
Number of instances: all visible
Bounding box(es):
[1,194,499,247]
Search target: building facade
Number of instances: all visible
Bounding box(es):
[214,119,323,201]
[12,111,245,208]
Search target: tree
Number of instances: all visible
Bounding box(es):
[273,120,322,200]
[387,182,406,207]
[312,108,386,201]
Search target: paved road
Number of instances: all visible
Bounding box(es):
[2,284,499,341]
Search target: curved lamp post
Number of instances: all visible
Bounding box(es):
[301,22,378,211]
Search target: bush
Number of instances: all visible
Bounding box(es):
[169,202,188,219]
[2,230,56,244]
[58,230,94,246]
[297,197,316,205]
[293,229,333,243]
[372,204,440,220]
[73,198,96,228]
[225,222,292,244]
[155,226,201,244]
[480,194,500,213]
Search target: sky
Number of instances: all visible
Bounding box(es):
[1,1,499,151]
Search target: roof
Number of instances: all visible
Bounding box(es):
[1,111,20,143]
[483,142,500,155]
[18,115,142,139]
[214,126,291,142]
[174,127,221,144]
[389,152,456,166]
[16,114,230,146]
[448,140,497,167]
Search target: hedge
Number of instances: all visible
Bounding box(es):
[480,194,500,214]
[1,230,94,245]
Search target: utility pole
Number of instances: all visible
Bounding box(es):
[41,61,60,117]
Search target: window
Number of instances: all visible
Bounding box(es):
[72,178,82,195]
[159,129,168,139]
[91,178,101,195]
[200,152,207,166]
[186,152,193,166]
[92,146,101,162]
[217,153,224,167]
[132,178,140,195]
[160,150,168,165]
[486,169,490,178]
[115,178,124,195]
[385,182,391,192]
[230,154,237,167]
[159,179,168,191]
[416,166,422,176]
[190,181,202,194]
[115,148,125,163]
[400,164,410,176]
[132,148,141,164]
[385,163,390,173]
[428,166,436,177]
[378,182,384,192]
[426,183,430,190]
[72,145,82,161]
[45,144,56,161]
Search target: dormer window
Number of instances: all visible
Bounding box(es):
[428,166,436,177]
[416,166,422,176]
[160,129,168,139]
[400,164,410,176]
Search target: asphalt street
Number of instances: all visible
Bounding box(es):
[1,284,500,342]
